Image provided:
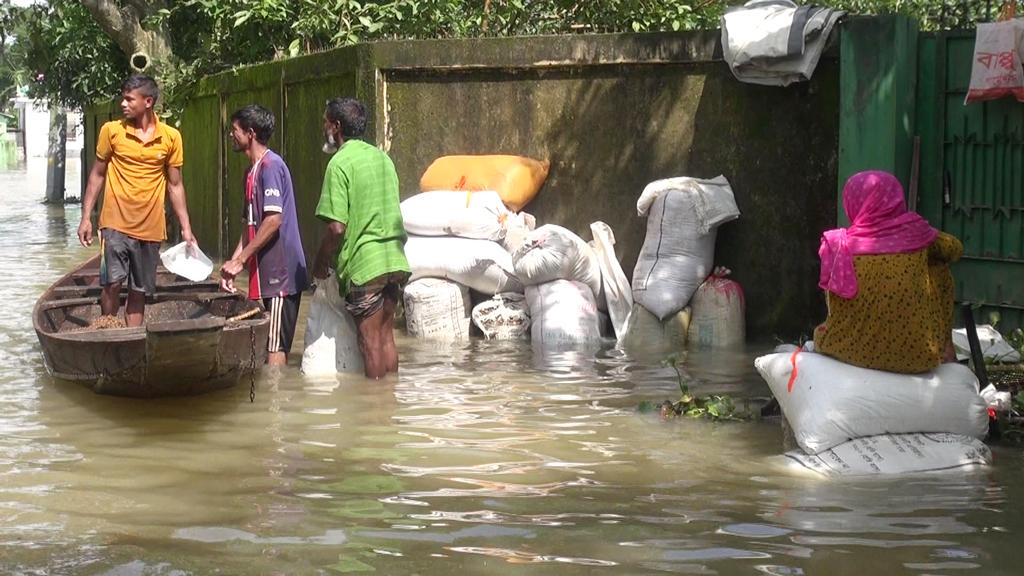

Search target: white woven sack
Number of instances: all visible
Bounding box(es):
[301,274,363,375]
[471,292,530,340]
[526,280,602,346]
[405,235,523,295]
[755,352,989,454]
[590,221,632,340]
[618,303,690,353]
[401,191,509,241]
[687,275,745,348]
[512,224,603,305]
[403,278,471,340]
[632,191,716,320]
[501,212,537,253]
[786,433,991,477]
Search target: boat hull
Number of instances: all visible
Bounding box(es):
[34,256,270,397]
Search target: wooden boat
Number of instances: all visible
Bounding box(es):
[33,255,270,397]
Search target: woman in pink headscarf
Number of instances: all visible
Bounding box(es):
[814,170,962,373]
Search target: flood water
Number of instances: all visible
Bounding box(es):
[2,159,1024,575]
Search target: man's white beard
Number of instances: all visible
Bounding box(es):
[322,132,339,154]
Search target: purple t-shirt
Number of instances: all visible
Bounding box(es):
[245,150,309,298]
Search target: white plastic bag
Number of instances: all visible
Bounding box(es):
[632,177,739,320]
[301,274,363,375]
[159,242,213,282]
[785,433,991,477]
[590,221,633,340]
[400,191,510,241]
[952,324,1022,363]
[687,269,745,348]
[471,292,531,340]
[513,225,603,305]
[755,351,989,454]
[966,20,1024,104]
[405,235,523,295]
[981,383,1013,413]
[403,278,471,340]
[526,280,602,345]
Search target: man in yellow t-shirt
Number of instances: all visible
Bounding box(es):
[77,75,197,327]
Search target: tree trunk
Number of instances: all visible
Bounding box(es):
[80,0,173,72]
[44,107,67,204]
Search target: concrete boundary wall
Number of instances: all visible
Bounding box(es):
[85,31,841,339]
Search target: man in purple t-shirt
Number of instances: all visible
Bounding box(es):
[221,104,309,366]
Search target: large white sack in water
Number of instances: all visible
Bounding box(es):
[302,274,363,375]
[401,191,509,241]
[404,278,471,340]
[406,235,523,295]
[513,225,604,306]
[632,176,739,321]
[526,280,602,346]
[755,352,989,455]
[785,433,991,477]
[471,292,530,340]
[590,221,632,339]
[618,303,690,353]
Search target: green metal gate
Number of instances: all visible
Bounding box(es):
[916,31,1024,331]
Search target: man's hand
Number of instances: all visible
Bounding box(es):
[219,275,236,293]
[181,228,198,257]
[313,262,330,280]
[77,219,93,247]
[221,258,244,278]
[219,259,241,293]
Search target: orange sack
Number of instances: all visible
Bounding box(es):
[419,155,550,212]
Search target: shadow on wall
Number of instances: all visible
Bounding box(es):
[688,58,840,339]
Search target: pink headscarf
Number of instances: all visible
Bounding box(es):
[819,171,938,299]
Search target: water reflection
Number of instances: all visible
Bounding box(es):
[2,161,1024,574]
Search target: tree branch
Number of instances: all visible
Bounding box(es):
[80,0,173,69]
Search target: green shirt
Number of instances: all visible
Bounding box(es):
[315,139,409,295]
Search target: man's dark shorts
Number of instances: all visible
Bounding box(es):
[263,293,301,354]
[99,228,160,295]
[345,272,410,320]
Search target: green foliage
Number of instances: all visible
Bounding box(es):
[638,354,750,422]
[2,0,994,110]
[818,0,1004,30]
[11,1,126,109]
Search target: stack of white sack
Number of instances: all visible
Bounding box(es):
[302,274,363,375]
[405,236,523,295]
[513,225,604,307]
[404,278,472,340]
[401,190,531,340]
[632,176,740,321]
[472,293,531,340]
[401,191,510,242]
[755,350,992,477]
[526,280,602,346]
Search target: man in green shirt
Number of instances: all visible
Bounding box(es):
[313,98,410,379]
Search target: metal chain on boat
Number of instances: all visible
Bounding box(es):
[248,326,257,403]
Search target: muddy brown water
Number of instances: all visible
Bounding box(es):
[3,159,1024,575]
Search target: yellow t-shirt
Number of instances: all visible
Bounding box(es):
[96,118,183,242]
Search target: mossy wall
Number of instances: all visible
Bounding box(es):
[85,30,840,339]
